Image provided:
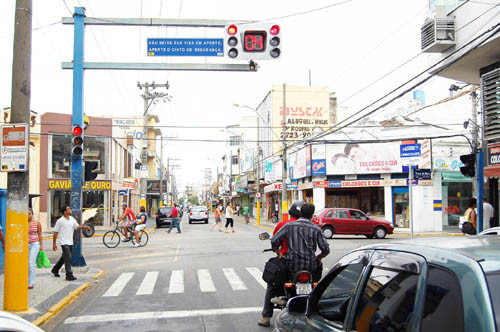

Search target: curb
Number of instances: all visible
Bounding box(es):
[31,268,104,327]
[235,217,274,232]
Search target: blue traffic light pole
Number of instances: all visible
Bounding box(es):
[477,150,484,233]
[70,7,86,266]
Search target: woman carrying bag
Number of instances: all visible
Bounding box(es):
[462,197,477,235]
[28,208,43,289]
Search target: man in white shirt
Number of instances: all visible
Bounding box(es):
[483,198,494,231]
[52,206,90,281]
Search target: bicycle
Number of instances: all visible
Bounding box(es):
[103,221,149,248]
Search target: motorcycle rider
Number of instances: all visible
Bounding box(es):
[258,200,303,327]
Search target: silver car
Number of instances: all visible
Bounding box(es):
[188,206,209,224]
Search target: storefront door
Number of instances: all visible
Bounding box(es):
[392,187,409,228]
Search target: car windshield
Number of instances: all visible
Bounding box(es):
[486,273,500,329]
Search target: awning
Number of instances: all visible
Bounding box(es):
[484,167,500,179]
[441,171,473,182]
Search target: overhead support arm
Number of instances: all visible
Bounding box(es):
[61,62,258,72]
[62,17,250,28]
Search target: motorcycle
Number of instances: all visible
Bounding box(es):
[259,232,315,309]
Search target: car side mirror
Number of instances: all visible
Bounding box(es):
[287,295,309,315]
[259,232,270,240]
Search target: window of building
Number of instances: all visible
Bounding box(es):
[229,135,241,146]
[49,134,110,179]
[354,267,419,332]
[421,265,464,331]
[231,155,239,165]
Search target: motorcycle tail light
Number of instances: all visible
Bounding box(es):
[284,282,293,288]
[297,272,311,283]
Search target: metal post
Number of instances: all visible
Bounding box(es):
[477,151,484,232]
[70,7,86,267]
[281,83,288,222]
[409,166,414,239]
[4,0,32,311]
[140,84,149,210]
[256,116,261,225]
[159,135,163,208]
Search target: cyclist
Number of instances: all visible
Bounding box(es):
[118,203,136,242]
[133,206,147,248]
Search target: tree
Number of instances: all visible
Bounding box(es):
[188,196,199,205]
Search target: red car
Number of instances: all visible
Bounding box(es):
[312,208,394,239]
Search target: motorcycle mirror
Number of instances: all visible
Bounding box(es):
[259,232,270,240]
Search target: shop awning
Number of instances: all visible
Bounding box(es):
[441,171,473,182]
[484,167,500,179]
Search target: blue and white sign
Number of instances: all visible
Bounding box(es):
[118,190,128,196]
[400,144,421,158]
[413,168,431,180]
[147,38,224,56]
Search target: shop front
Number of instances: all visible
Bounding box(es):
[147,180,167,216]
[47,179,112,227]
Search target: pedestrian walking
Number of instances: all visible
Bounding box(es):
[210,203,223,232]
[482,198,494,230]
[28,208,43,289]
[244,205,250,224]
[52,206,90,281]
[236,204,241,216]
[167,204,181,234]
[224,203,235,233]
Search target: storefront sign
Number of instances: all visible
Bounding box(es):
[264,183,282,193]
[297,182,313,190]
[433,156,463,171]
[240,149,254,173]
[305,145,312,177]
[311,159,326,175]
[122,180,136,189]
[488,144,500,166]
[313,178,432,188]
[264,156,282,183]
[48,179,112,190]
[118,190,128,196]
[271,85,330,154]
[147,180,167,193]
[287,180,298,190]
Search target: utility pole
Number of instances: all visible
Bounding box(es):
[256,116,261,224]
[137,82,169,212]
[159,135,164,208]
[472,88,484,232]
[4,0,32,311]
[281,83,288,222]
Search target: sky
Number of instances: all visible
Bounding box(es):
[0,0,457,190]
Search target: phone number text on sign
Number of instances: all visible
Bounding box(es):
[0,124,28,172]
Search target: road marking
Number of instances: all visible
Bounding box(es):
[169,270,184,294]
[222,268,247,291]
[102,273,134,297]
[136,271,159,295]
[197,269,216,292]
[246,267,267,289]
[64,307,263,324]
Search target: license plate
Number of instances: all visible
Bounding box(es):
[296,283,312,295]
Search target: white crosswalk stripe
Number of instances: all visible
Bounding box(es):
[136,271,159,295]
[102,268,268,297]
[223,268,247,291]
[103,272,134,297]
[168,270,184,294]
[246,267,267,289]
[197,269,216,292]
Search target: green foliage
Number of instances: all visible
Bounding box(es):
[188,196,199,205]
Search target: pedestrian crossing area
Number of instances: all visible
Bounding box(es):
[101,267,267,297]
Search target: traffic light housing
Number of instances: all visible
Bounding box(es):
[71,125,84,159]
[224,23,281,60]
[84,161,99,181]
[460,153,475,177]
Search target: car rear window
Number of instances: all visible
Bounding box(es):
[486,273,500,329]
[192,207,206,212]
[159,207,172,214]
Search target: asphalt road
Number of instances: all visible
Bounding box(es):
[43,214,396,332]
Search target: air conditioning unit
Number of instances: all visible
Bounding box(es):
[482,68,500,142]
[421,6,455,53]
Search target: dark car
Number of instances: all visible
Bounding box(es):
[156,206,173,228]
[274,236,500,332]
[312,208,393,239]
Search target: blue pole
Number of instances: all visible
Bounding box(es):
[71,7,86,266]
[477,150,484,233]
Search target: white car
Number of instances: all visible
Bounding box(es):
[188,206,209,224]
[479,226,500,235]
[0,310,45,332]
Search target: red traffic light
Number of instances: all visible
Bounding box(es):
[73,126,83,136]
[270,25,280,35]
[227,24,237,35]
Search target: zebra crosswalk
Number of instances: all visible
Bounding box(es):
[101,267,267,297]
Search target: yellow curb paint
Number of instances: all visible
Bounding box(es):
[32,282,91,327]
[4,209,29,311]
[145,226,157,234]
[93,270,104,280]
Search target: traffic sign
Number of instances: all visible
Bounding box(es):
[0,123,28,172]
[413,168,431,180]
[147,38,224,56]
[255,192,261,199]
